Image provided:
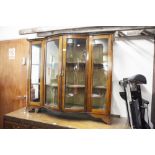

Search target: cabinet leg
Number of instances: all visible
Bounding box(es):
[101,115,111,125]
[90,114,111,125]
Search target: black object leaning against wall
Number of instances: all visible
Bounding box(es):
[119,74,150,129]
[151,36,155,129]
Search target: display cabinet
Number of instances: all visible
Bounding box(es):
[28,34,113,124]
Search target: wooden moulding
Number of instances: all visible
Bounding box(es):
[19,26,155,35]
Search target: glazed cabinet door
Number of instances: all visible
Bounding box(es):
[62,36,88,112]
[44,37,62,110]
[90,35,113,114]
[29,41,44,106]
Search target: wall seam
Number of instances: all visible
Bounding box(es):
[151,36,155,128]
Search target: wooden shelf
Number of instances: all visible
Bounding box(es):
[66,85,85,88]
[66,93,75,97]
[93,86,106,89]
[45,104,58,109]
[46,84,58,87]
[91,94,103,98]
[65,106,84,110]
[66,62,86,65]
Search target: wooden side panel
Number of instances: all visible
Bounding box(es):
[0,39,29,128]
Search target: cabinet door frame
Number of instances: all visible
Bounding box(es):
[62,35,89,112]
[28,40,45,107]
[89,34,113,115]
[44,36,63,111]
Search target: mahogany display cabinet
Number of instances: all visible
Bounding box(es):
[27,34,113,124]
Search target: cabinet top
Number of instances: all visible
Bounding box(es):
[20,26,155,35]
[4,108,129,129]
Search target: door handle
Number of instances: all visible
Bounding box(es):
[59,70,64,77]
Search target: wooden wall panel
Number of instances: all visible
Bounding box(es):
[0,39,29,128]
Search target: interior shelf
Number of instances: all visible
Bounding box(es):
[93,86,106,89]
[66,93,75,97]
[91,94,103,98]
[66,85,85,88]
[46,83,58,87]
[65,106,84,110]
[45,103,58,108]
[66,62,86,65]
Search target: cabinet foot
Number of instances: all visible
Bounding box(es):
[90,114,111,125]
[101,115,111,125]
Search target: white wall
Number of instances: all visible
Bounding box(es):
[112,37,154,121]
[0,27,37,41]
[0,27,83,41]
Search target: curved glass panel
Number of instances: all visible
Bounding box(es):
[45,40,59,108]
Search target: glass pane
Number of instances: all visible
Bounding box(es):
[31,65,40,84]
[31,84,40,102]
[32,45,41,64]
[65,38,87,110]
[92,38,109,109]
[30,44,41,102]
[45,40,59,108]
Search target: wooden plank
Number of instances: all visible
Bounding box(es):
[19,26,155,36]
[4,108,129,129]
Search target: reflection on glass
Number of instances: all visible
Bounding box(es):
[92,38,108,109]
[31,65,40,84]
[31,84,40,101]
[30,44,41,102]
[65,38,87,110]
[45,40,59,108]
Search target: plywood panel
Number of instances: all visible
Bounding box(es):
[0,39,29,128]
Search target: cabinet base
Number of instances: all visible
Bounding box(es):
[27,106,42,113]
[27,106,111,124]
